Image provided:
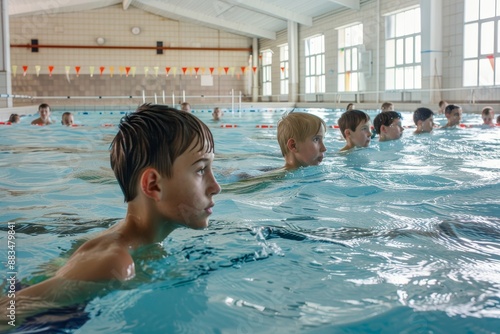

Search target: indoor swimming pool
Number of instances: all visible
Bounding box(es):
[1,107,499,333]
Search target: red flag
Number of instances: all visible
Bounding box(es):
[125,67,131,77]
[48,66,54,76]
[182,67,187,75]
[22,65,28,76]
[165,67,171,76]
[75,66,81,77]
[224,67,229,74]
[209,67,214,74]
[100,66,105,75]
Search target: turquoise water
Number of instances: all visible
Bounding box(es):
[1,108,499,333]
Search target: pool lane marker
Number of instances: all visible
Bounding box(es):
[220,124,238,128]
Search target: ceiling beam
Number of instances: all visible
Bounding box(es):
[134,0,276,39]
[122,0,133,10]
[326,0,360,10]
[9,0,120,17]
[229,0,312,26]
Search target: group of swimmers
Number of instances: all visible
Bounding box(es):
[6,103,75,126]
[1,101,498,328]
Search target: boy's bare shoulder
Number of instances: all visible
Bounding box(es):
[56,234,135,281]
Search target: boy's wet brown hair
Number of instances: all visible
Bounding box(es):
[373,111,402,134]
[277,112,326,156]
[413,107,434,125]
[337,110,370,139]
[110,103,214,202]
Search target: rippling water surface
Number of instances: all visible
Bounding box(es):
[1,109,499,333]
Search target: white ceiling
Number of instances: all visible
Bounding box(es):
[9,0,361,40]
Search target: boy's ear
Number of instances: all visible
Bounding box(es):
[286,138,298,152]
[380,125,387,133]
[140,168,162,201]
[344,129,351,139]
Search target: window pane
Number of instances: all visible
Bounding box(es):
[353,24,363,45]
[386,68,395,90]
[396,12,405,37]
[465,0,479,22]
[386,15,395,39]
[339,28,346,48]
[414,8,421,33]
[395,67,404,89]
[481,21,495,55]
[305,58,310,76]
[405,66,414,89]
[346,49,351,71]
[405,37,414,63]
[316,54,323,74]
[310,57,316,75]
[386,40,395,67]
[351,72,358,91]
[352,47,358,71]
[339,50,345,72]
[498,0,500,16]
[481,0,496,19]
[479,57,495,85]
[415,35,421,63]
[414,65,422,89]
[463,59,478,86]
[338,74,345,92]
[319,75,325,93]
[396,38,404,65]
[464,23,479,58]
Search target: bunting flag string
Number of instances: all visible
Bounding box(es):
[11,64,252,78]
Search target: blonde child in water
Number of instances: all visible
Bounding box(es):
[277,112,327,170]
[0,104,221,326]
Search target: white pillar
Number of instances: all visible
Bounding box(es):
[288,21,299,103]
[0,0,12,107]
[420,0,443,104]
[252,37,259,102]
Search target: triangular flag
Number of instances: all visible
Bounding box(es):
[241,66,246,74]
[100,66,105,76]
[229,67,235,76]
[154,66,159,77]
[200,67,205,74]
[166,67,171,76]
[144,66,149,77]
[487,54,495,70]
[119,66,125,76]
[126,66,131,77]
[182,67,187,75]
[23,66,28,76]
[224,67,229,75]
[252,66,257,73]
[75,66,81,77]
[12,65,17,77]
[172,67,177,77]
[109,66,115,77]
[194,67,200,77]
[89,66,95,77]
[48,66,54,77]
[131,66,136,77]
[209,67,214,75]
[218,67,223,75]
[35,65,41,77]
[280,66,285,73]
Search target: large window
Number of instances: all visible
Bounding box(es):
[305,35,325,94]
[261,50,272,96]
[280,44,289,95]
[463,0,500,86]
[338,23,363,92]
[385,7,421,90]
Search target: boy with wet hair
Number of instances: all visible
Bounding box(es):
[413,107,435,134]
[2,104,221,323]
[31,103,54,125]
[443,104,462,128]
[380,101,394,112]
[61,112,75,126]
[481,106,495,127]
[277,112,327,170]
[337,110,372,151]
[373,111,404,141]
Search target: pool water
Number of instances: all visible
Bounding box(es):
[1,108,500,333]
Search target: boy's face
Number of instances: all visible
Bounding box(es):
[158,140,221,229]
[294,127,326,167]
[383,118,404,140]
[446,108,462,126]
[349,121,371,148]
[420,116,434,132]
[63,115,74,126]
[483,112,494,125]
[39,107,51,121]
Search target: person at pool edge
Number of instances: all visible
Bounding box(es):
[0,104,221,323]
[337,109,372,151]
[277,111,327,170]
[31,103,54,125]
[373,111,404,142]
